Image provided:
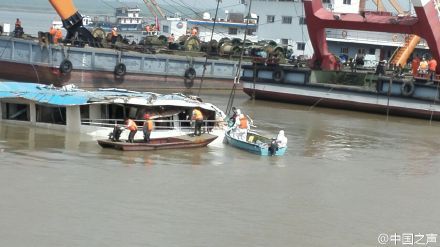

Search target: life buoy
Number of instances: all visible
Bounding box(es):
[341,30,347,38]
[392,34,398,42]
[59,59,72,74]
[272,68,284,83]
[401,81,415,97]
[114,63,126,76]
[184,68,196,88]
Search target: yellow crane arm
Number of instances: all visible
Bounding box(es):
[372,0,386,12]
[387,0,403,14]
[143,0,165,19]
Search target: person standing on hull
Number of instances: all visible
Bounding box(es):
[111,27,118,47]
[191,108,204,136]
[227,107,239,128]
[428,56,437,82]
[419,57,428,75]
[143,114,154,143]
[411,55,421,77]
[125,117,138,143]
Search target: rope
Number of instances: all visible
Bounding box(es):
[196,0,221,96]
[429,81,440,124]
[225,0,253,115]
[386,77,393,121]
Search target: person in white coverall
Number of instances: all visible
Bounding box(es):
[232,109,250,141]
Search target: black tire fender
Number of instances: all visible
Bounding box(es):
[272,67,284,83]
[401,80,415,97]
[114,63,127,76]
[184,68,196,88]
[59,59,73,74]
[184,67,196,79]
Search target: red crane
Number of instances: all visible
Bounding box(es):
[303,0,440,73]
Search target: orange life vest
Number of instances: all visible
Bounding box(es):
[192,109,203,120]
[428,59,437,72]
[111,29,118,37]
[144,119,153,131]
[54,29,63,43]
[419,61,428,70]
[239,115,248,129]
[127,119,137,131]
[191,28,197,36]
[49,27,56,36]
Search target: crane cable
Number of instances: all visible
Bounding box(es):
[196,0,221,96]
[225,0,253,115]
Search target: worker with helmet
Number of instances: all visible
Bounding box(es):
[111,26,118,46]
[125,117,138,143]
[142,113,154,143]
[232,109,250,141]
[191,108,204,136]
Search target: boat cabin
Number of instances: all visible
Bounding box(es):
[0,82,225,137]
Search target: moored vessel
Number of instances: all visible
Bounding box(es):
[241,0,440,121]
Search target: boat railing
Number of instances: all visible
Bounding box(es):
[81,118,226,132]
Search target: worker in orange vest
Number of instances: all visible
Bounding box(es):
[125,117,138,143]
[49,25,57,43]
[53,27,63,44]
[142,114,154,143]
[418,57,428,74]
[15,18,21,28]
[111,27,118,46]
[232,109,249,141]
[191,27,198,36]
[411,55,420,77]
[191,108,204,136]
[428,57,437,81]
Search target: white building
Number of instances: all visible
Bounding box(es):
[250,0,314,57]
[115,6,144,31]
[161,12,258,43]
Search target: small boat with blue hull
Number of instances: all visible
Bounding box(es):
[224,130,287,156]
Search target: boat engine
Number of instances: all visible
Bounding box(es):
[109,125,124,142]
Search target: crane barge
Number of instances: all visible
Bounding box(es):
[240,0,440,121]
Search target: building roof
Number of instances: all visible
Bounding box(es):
[188,20,257,28]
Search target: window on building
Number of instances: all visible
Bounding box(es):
[267,15,275,23]
[343,0,351,4]
[281,39,289,45]
[322,0,331,3]
[282,16,293,24]
[341,47,349,54]
[299,17,306,25]
[368,48,375,55]
[163,25,169,33]
[246,28,256,35]
[358,48,366,54]
[229,28,238,35]
[297,42,305,51]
